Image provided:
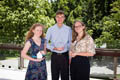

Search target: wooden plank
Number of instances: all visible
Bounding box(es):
[0,44,22,50]
[95,48,120,57]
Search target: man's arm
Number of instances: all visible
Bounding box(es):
[45,28,54,51]
[67,28,72,49]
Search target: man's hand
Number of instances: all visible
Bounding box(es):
[53,47,64,51]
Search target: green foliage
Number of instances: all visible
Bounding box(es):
[0,0,120,58]
[0,0,55,44]
[45,52,52,61]
[94,0,120,48]
[111,0,120,21]
[0,0,55,57]
[0,50,19,60]
[107,39,120,49]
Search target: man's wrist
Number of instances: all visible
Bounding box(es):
[53,47,57,50]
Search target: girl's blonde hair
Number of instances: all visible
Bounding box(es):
[25,23,45,41]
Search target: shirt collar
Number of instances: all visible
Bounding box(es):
[55,24,64,29]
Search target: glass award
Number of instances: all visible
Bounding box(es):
[37,51,43,59]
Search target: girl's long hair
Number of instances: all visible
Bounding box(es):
[25,23,45,41]
[72,20,86,42]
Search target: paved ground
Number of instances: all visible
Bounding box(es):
[0,57,120,80]
[0,68,104,80]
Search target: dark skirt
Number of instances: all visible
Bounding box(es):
[70,56,90,80]
[25,60,47,80]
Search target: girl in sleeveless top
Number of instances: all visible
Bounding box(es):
[21,23,47,80]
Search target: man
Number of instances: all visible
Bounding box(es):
[46,10,72,80]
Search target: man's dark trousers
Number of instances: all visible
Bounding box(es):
[51,51,69,80]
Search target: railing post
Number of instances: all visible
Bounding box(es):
[18,50,24,69]
[113,57,118,80]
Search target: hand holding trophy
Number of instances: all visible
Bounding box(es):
[37,51,46,59]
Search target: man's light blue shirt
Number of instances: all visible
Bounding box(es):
[45,24,72,53]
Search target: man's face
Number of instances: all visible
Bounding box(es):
[55,14,65,24]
